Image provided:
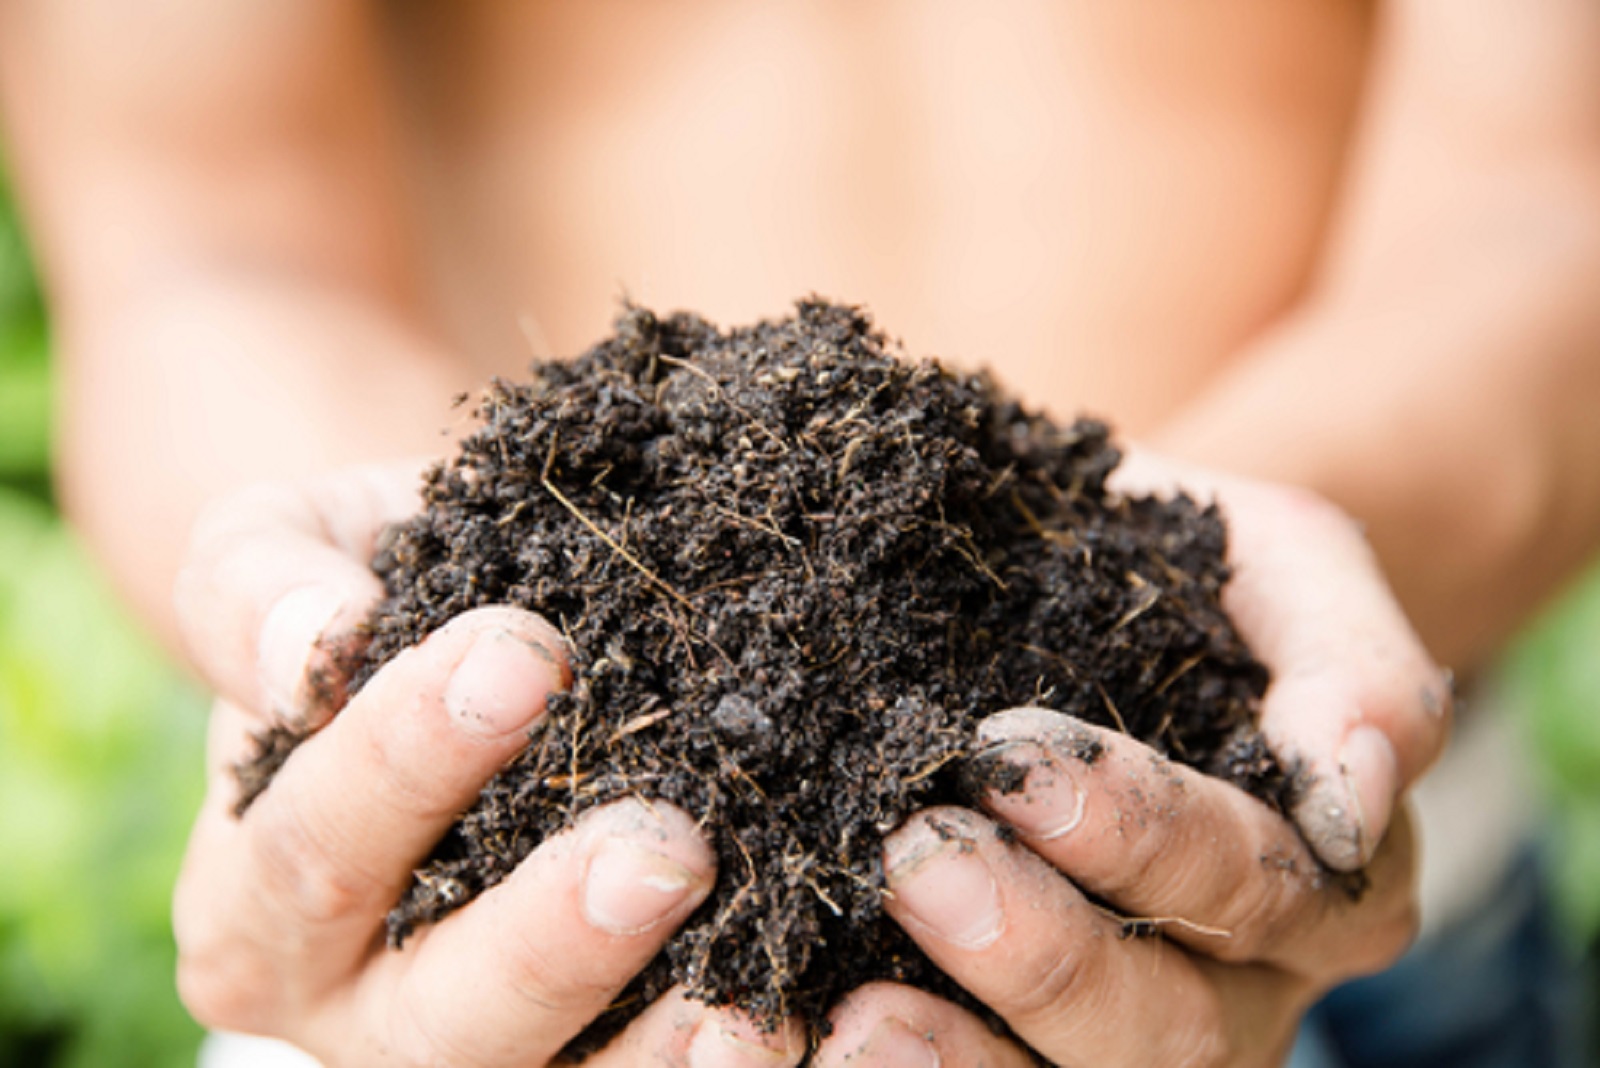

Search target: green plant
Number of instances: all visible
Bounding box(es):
[0,163,49,501]
[1511,565,1600,944]
[0,492,207,1068]
[0,155,205,1068]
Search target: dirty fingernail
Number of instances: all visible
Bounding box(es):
[444,629,561,739]
[885,827,1003,949]
[841,1018,940,1068]
[1295,785,1359,872]
[583,836,707,935]
[687,1021,797,1068]
[258,585,346,721]
[1339,726,1398,866]
[979,741,1086,840]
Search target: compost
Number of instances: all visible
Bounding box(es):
[242,300,1289,1052]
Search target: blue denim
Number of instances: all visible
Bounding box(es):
[1288,849,1592,1068]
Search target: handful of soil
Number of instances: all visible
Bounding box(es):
[242,299,1289,1052]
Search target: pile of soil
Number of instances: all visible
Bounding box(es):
[242,300,1289,1053]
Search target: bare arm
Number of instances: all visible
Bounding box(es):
[1158,0,1600,672]
[0,0,468,651]
[0,13,816,1063]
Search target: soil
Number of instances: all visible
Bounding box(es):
[239,299,1293,1056]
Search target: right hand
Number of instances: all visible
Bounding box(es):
[171,464,806,1067]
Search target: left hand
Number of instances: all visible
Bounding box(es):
[812,454,1453,1068]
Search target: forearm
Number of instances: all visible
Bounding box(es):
[1157,189,1600,670]
[0,0,464,654]
[57,269,470,654]
[1156,0,1600,673]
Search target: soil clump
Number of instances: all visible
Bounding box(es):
[241,300,1291,1054]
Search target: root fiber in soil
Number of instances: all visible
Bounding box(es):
[241,300,1291,1054]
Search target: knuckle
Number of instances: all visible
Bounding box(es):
[497,923,608,1016]
[1205,842,1313,964]
[1357,654,1437,723]
[362,695,462,823]
[1353,679,1407,734]
[1206,871,1284,963]
[253,795,372,928]
[1001,937,1104,1025]
[1353,661,1451,779]
[1097,819,1174,903]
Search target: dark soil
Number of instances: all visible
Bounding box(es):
[240,299,1292,1055]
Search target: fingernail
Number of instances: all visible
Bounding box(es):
[258,586,345,721]
[687,1021,795,1068]
[444,629,561,739]
[1339,726,1398,867]
[850,1018,941,1068]
[979,741,1086,840]
[885,826,1003,949]
[583,836,705,935]
[1295,785,1360,872]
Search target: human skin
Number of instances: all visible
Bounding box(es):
[3,1,1599,1065]
[167,457,1436,1066]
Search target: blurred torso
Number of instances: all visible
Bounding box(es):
[389,1,1372,433]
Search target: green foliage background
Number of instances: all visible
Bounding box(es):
[0,164,206,1067]
[1513,569,1600,947]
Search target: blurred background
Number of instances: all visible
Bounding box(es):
[0,159,206,1066]
[1,146,1599,1066]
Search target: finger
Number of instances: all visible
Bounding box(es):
[881,807,1300,1068]
[365,800,719,1068]
[583,988,805,1068]
[812,982,1035,1068]
[178,607,567,1007]
[1221,483,1451,869]
[244,606,566,945]
[174,462,427,729]
[973,708,1418,975]
[1111,451,1452,869]
[176,703,293,1034]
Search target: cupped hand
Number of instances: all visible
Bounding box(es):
[171,465,805,1067]
[813,452,1452,1068]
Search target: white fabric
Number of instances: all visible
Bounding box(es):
[199,1033,323,1068]
[1409,676,1541,938]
